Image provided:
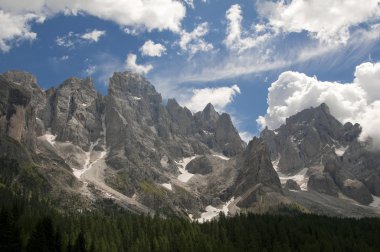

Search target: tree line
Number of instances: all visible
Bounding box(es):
[1,186,380,252]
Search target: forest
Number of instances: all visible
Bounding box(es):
[1,185,380,252]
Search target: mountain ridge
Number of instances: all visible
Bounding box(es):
[1,70,380,219]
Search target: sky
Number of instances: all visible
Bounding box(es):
[1,0,380,146]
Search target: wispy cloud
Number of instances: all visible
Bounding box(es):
[55,29,106,49]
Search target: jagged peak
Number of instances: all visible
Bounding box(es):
[2,70,39,90]
[319,102,330,114]
[108,71,157,99]
[203,103,216,113]
[59,76,94,91]
[200,103,219,121]
[285,102,339,127]
[166,98,180,108]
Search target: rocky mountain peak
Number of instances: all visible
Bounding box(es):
[285,103,340,129]
[108,71,161,103]
[201,103,219,121]
[166,98,180,108]
[2,70,38,90]
[60,76,94,90]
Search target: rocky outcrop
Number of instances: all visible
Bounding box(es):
[307,173,339,197]
[261,103,380,206]
[364,174,380,196]
[186,156,213,175]
[284,179,301,191]
[46,77,103,150]
[340,178,373,205]
[233,138,282,202]
[0,74,37,149]
[261,103,352,174]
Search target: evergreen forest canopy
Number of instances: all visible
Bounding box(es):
[1,186,380,252]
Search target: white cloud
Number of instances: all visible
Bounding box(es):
[224,4,271,53]
[1,0,186,32]
[60,55,69,61]
[0,10,37,52]
[55,32,76,48]
[182,0,194,9]
[140,40,166,57]
[85,65,96,75]
[81,29,106,42]
[239,131,254,143]
[257,0,380,45]
[55,29,105,48]
[0,0,186,51]
[125,53,153,75]
[354,62,380,102]
[257,62,380,150]
[179,22,213,56]
[183,85,240,112]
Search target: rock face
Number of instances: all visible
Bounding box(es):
[0,73,37,149]
[307,173,339,197]
[261,103,380,206]
[1,70,277,217]
[104,72,245,197]
[261,103,351,174]
[186,156,213,175]
[2,70,379,217]
[0,71,85,210]
[232,138,283,208]
[285,179,301,191]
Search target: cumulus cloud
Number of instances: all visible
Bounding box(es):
[179,22,213,56]
[182,0,194,9]
[140,40,166,57]
[81,29,106,42]
[224,4,270,53]
[184,85,240,112]
[257,62,380,149]
[0,10,38,52]
[125,53,153,75]
[257,0,380,45]
[0,0,186,51]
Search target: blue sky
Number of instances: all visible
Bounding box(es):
[1,0,380,142]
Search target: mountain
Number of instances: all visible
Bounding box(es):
[1,70,380,219]
[0,70,283,219]
[260,103,380,214]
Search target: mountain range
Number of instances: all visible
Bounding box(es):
[1,70,379,220]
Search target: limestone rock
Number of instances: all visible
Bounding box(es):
[186,156,213,175]
[233,138,282,199]
[285,179,301,191]
[307,173,339,197]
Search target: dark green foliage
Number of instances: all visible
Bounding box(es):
[1,187,380,252]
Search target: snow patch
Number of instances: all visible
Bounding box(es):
[197,197,235,223]
[176,156,198,183]
[370,195,380,208]
[161,183,172,191]
[131,96,141,101]
[274,162,308,191]
[335,146,348,156]
[272,156,280,172]
[42,130,57,146]
[116,111,128,125]
[279,168,308,191]
[72,138,107,180]
[272,156,308,191]
[212,154,230,160]
[203,130,214,135]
